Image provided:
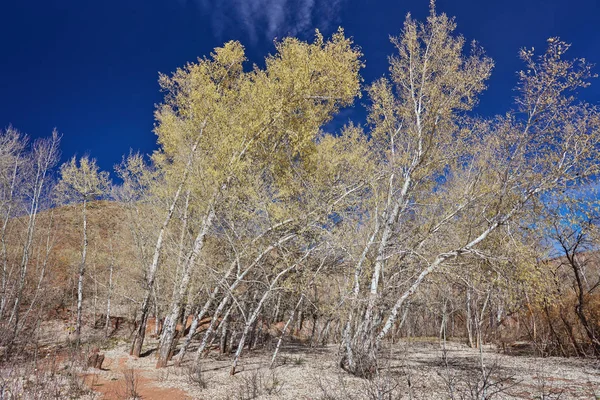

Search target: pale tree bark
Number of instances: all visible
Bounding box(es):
[270,295,303,368]
[16,209,55,338]
[156,205,215,367]
[9,133,59,344]
[341,212,380,373]
[0,152,20,317]
[219,308,230,354]
[174,258,237,365]
[230,250,311,375]
[338,7,498,376]
[75,197,88,342]
[57,154,109,345]
[105,238,115,337]
[193,233,297,363]
[195,295,230,361]
[375,198,535,346]
[270,256,328,366]
[210,302,234,353]
[157,115,299,366]
[131,121,206,357]
[172,190,191,304]
[466,287,474,348]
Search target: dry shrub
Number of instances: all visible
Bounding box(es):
[0,349,92,399]
[186,363,208,389]
[314,362,411,400]
[113,367,140,400]
[231,368,284,400]
[437,346,518,400]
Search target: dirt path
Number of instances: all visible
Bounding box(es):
[85,353,192,399]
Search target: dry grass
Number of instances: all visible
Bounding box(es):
[3,335,599,399]
[73,339,600,400]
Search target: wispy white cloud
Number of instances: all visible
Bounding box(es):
[185,0,345,43]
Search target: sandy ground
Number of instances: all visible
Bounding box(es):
[80,338,600,400]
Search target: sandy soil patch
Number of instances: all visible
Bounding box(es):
[81,339,600,399]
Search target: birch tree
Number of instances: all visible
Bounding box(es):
[57,155,110,342]
[340,5,600,376]
[115,152,165,356]
[0,127,26,318]
[7,131,60,346]
[153,29,363,367]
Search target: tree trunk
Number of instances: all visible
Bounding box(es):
[194,233,297,362]
[0,156,19,318]
[466,287,474,348]
[570,255,600,355]
[8,145,50,342]
[220,315,229,354]
[195,296,230,360]
[16,210,54,337]
[340,213,380,375]
[156,207,215,368]
[131,122,205,357]
[174,260,237,365]
[310,312,318,347]
[270,295,303,368]
[75,198,88,343]
[317,318,332,346]
[229,256,306,375]
[173,190,191,304]
[105,257,113,337]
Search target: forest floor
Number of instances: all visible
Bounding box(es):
[77,338,600,399]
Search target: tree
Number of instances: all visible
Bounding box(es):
[542,193,600,356]
[115,152,164,356]
[152,29,364,368]
[0,127,26,318]
[339,5,600,376]
[3,129,60,348]
[56,155,110,342]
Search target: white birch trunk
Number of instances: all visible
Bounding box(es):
[174,259,237,365]
[75,197,87,342]
[105,240,114,337]
[156,206,216,367]
[131,121,205,357]
[9,138,56,340]
[230,252,310,375]
[194,233,297,361]
[16,210,55,336]
[270,295,303,368]
[0,156,19,317]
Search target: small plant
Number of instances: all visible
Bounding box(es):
[438,346,518,400]
[157,367,170,383]
[234,368,284,400]
[121,368,140,399]
[186,364,208,389]
[314,370,359,400]
[360,367,403,400]
[293,356,306,366]
[0,352,93,399]
[263,370,284,395]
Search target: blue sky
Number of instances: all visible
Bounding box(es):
[1,0,599,174]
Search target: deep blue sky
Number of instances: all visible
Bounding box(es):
[1,0,599,174]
